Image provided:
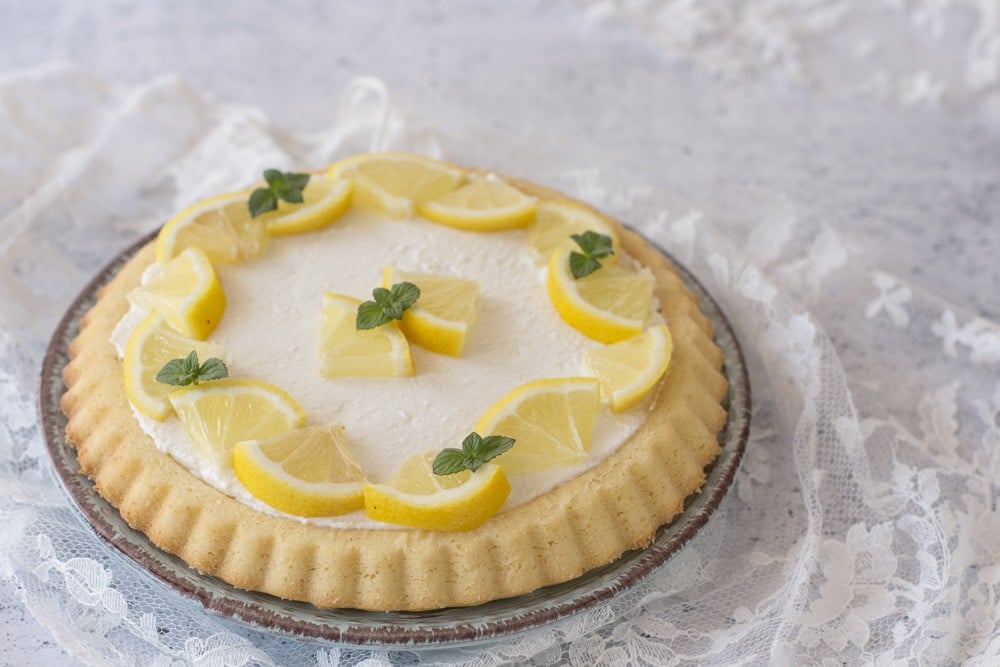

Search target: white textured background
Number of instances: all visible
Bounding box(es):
[2,1,998,664]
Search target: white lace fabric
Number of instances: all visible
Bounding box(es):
[1,35,999,667]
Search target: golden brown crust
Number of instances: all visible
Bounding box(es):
[62,174,727,611]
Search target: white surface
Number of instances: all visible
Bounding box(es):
[1,1,998,665]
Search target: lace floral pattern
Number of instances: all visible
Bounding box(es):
[1,25,999,664]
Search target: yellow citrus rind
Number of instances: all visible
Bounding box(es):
[364,462,510,531]
[585,324,673,412]
[232,424,366,517]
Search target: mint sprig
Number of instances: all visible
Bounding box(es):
[569,231,615,279]
[432,432,515,475]
[356,282,421,330]
[155,351,228,387]
[248,169,311,217]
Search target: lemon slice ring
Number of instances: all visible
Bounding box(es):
[140,157,665,520]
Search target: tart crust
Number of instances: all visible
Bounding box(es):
[61,175,727,611]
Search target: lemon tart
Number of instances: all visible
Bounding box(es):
[61,153,728,611]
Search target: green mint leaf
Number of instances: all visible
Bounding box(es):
[569,252,602,279]
[568,231,615,279]
[155,352,229,386]
[435,432,516,474]
[571,231,614,258]
[466,435,515,471]
[285,172,311,193]
[389,282,421,310]
[461,431,483,455]
[263,168,283,186]
[432,449,469,476]
[155,355,197,386]
[372,287,393,309]
[249,169,311,217]
[248,188,278,217]
[197,358,229,382]
[355,282,420,330]
[356,301,390,330]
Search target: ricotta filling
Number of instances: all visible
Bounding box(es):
[113,207,652,528]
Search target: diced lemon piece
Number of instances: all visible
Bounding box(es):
[381,266,479,357]
[319,293,413,377]
[122,313,221,421]
[546,246,654,344]
[525,200,620,259]
[168,378,306,463]
[128,247,226,340]
[364,452,510,531]
[418,176,537,231]
[475,377,600,473]
[585,324,673,412]
[257,175,354,236]
[327,152,465,218]
[155,190,268,264]
[232,424,366,517]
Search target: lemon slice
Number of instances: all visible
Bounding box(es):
[364,452,510,531]
[526,200,620,258]
[257,175,354,236]
[156,190,268,264]
[328,152,465,218]
[128,247,226,340]
[475,377,600,473]
[381,266,479,356]
[418,176,537,231]
[320,293,414,377]
[122,313,221,421]
[585,324,673,412]
[232,424,366,517]
[546,246,654,344]
[168,378,306,463]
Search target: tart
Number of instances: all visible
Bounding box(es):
[61,153,728,611]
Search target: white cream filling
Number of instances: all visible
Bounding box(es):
[113,207,654,528]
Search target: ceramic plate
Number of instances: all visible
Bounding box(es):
[39,229,750,647]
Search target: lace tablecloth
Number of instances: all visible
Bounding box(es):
[1,2,998,665]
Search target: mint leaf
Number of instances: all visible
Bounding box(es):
[248,168,311,217]
[569,253,602,278]
[196,357,229,382]
[389,282,420,309]
[355,282,421,330]
[248,188,278,217]
[155,351,229,386]
[431,449,468,476]
[356,301,390,330]
[569,230,615,279]
[433,431,515,475]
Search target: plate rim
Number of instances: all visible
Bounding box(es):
[39,227,751,647]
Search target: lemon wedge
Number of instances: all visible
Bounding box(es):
[475,377,600,473]
[232,424,366,517]
[168,378,306,463]
[128,247,226,340]
[257,175,354,236]
[122,313,221,421]
[155,191,267,264]
[418,176,537,231]
[328,152,465,218]
[364,452,510,531]
[319,293,414,377]
[585,324,673,412]
[526,200,620,258]
[546,246,654,344]
[381,266,479,357]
